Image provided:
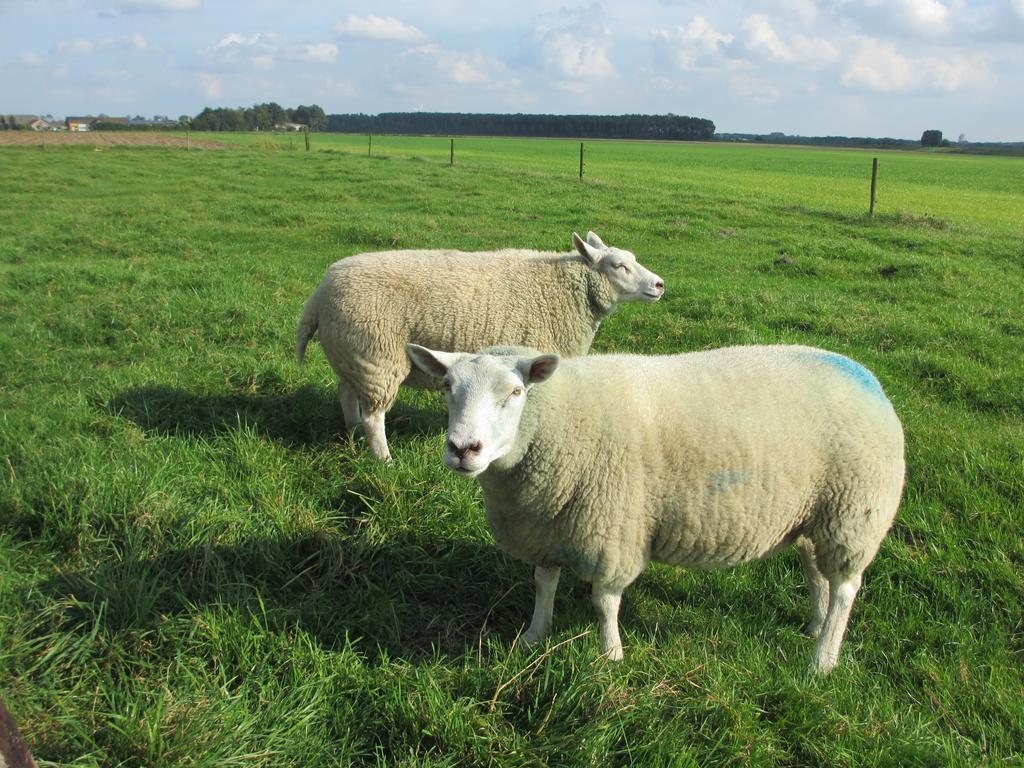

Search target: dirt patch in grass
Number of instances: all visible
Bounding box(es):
[0,132,230,149]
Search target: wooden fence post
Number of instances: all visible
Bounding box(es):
[305,127,310,152]
[186,131,191,152]
[579,142,584,180]
[450,137,455,166]
[0,699,37,768]
[869,157,878,216]
[368,133,372,157]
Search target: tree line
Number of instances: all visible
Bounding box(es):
[186,103,327,131]
[325,112,716,141]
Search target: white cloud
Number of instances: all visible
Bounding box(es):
[837,0,952,36]
[651,16,734,71]
[334,15,426,42]
[214,32,265,51]
[521,6,616,81]
[296,42,338,63]
[197,72,222,99]
[543,30,615,78]
[553,80,588,93]
[895,0,950,30]
[56,38,96,55]
[1012,0,1024,18]
[100,33,149,51]
[730,73,782,104]
[740,15,838,67]
[779,0,819,26]
[841,38,994,92]
[55,33,149,56]
[208,32,337,68]
[17,51,45,66]
[743,14,794,61]
[789,34,839,65]
[115,0,200,10]
[396,43,509,86]
[323,77,355,97]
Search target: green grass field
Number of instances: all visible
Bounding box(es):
[1,134,1022,766]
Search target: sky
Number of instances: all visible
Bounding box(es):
[2,0,1022,141]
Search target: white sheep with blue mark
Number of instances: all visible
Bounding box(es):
[406,343,905,674]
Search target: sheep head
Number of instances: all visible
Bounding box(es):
[406,344,558,477]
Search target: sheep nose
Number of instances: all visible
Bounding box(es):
[447,439,483,459]
[654,279,664,290]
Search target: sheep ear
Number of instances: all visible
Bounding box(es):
[586,231,607,250]
[518,354,559,385]
[572,231,601,265]
[406,344,461,379]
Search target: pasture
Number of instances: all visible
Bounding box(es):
[1,134,1022,766]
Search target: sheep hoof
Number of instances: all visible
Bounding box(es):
[602,646,624,662]
[803,621,823,638]
[518,630,546,649]
[808,653,839,676]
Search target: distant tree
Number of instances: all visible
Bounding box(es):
[267,102,287,127]
[291,104,327,131]
[178,115,192,129]
[921,129,943,147]
[250,103,273,131]
[323,112,716,140]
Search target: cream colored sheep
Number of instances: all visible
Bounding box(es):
[297,232,663,460]
[406,343,905,674]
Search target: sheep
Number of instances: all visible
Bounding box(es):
[405,343,905,674]
[296,232,664,460]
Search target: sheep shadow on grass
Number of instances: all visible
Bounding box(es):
[35,532,535,664]
[106,384,444,447]
[34,526,813,667]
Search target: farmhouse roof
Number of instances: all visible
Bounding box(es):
[4,114,40,125]
[66,116,131,124]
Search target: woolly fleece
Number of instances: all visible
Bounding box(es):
[420,344,906,672]
[296,234,661,459]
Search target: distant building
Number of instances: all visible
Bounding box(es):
[2,114,43,129]
[65,116,131,131]
[275,122,308,132]
[129,117,179,128]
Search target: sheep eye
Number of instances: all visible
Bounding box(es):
[615,263,630,272]
[511,387,523,397]
[442,379,452,391]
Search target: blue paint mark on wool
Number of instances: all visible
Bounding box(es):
[815,352,886,400]
[710,469,749,493]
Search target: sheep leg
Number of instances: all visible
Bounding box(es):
[809,572,862,675]
[336,380,362,430]
[591,583,625,661]
[520,565,560,648]
[361,408,392,462]
[796,537,829,638]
